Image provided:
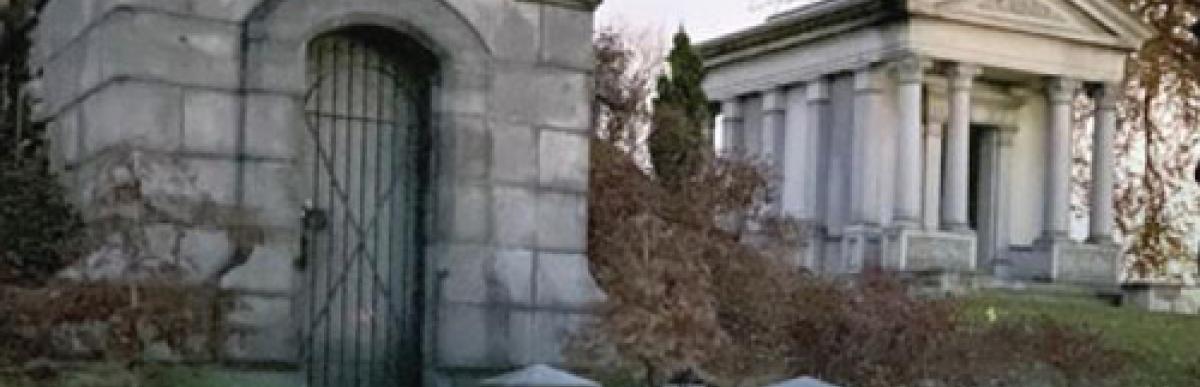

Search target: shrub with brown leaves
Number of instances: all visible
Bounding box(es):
[578,140,1127,387]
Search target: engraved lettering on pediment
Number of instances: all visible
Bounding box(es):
[976,0,1066,22]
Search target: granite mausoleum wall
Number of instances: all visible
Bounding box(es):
[32,0,602,385]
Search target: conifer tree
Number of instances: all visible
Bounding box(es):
[648,28,711,188]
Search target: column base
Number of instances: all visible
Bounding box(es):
[1013,238,1121,286]
[889,228,976,273]
[1035,230,1072,245]
[1086,234,1117,246]
[834,224,884,274]
[942,222,974,234]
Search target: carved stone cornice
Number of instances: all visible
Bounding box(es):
[699,0,903,60]
[515,0,602,11]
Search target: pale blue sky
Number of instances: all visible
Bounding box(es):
[595,0,799,43]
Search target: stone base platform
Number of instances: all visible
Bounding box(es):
[885,228,976,273]
[1121,282,1200,315]
[1006,239,1121,286]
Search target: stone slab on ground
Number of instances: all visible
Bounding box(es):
[1122,282,1200,315]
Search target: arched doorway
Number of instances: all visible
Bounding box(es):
[300,26,436,387]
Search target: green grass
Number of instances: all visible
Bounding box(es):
[964,291,1200,386]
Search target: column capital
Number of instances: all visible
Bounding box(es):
[762,87,788,113]
[1087,82,1121,110]
[947,62,981,91]
[1045,77,1081,104]
[721,98,743,119]
[854,64,888,94]
[806,78,831,102]
[893,54,930,85]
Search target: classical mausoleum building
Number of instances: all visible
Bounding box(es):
[701,0,1153,285]
[31,0,602,386]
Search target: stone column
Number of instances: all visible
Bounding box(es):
[1044,77,1079,240]
[942,63,980,231]
[781,84,810,219]
[720,99,744,155]
[923,113,947,231]
[762,88,788,212]
[852,64,887,226]
[993,127,1017,267]
[1088,83,1118,244]
[807,78,836,230]
[894,55,925,228]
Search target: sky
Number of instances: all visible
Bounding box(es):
[594,0,797,44]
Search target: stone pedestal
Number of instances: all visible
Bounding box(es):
[888,228,976,273]
[1122,282,1200,315]
[1014,240,1122,286]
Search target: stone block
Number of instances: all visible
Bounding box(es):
[536,192,586,252]
[242,160,302,228]
[898,230,976,272]
[228,294,294,328]
[38,0,98,60]
[178,228,232,281]
[1053,243,1122,286]
[535,253,604,308]
[93,0,258,21]
[448,0,541,62]
[540,6,594,70]
[435,183,491,243]
[439,83,488,117]
[40,39,89,114]
[493,186,537,247]
[439,115,491,180]
[143,223,183,263]
[512,311,590,365]
[538,130,588,192]
[245,93,303,159]
[178,0,261,21]
[220,237,299,294]
[80,82,183,158]
[90,11,241,88]
[182,89,238,154]
[182,158,239,206]
[245,39,305,94]
[438,245,533,304]
[492,123,537,184]
[437,303,520,368]
[490,67,590,130]
[223,323,298,364]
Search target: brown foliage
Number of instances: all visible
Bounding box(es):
[0,283,224,375]
[580,139,1127,387]
[581,25,1128,386]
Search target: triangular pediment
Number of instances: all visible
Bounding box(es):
[910,0,1154,50]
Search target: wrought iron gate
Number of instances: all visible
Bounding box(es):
[300,27,433,387]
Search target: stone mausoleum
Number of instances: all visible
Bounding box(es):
[31,0,602,386]
[702,0,1152,285]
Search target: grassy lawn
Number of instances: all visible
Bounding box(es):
[964,291,1200,386]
